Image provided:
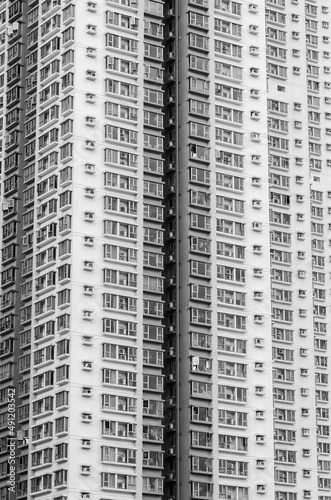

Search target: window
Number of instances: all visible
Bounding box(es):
[271,268,292,283]
[104,148,138,167]
[216,196,244,214]
[190,308,211,325]
[56,365,69,383]
[189,55,209,72]
[189,76,210,94]
[191,430,213,447]
[103,294,137,312]
[189,143,210,161]
[272,308,293,323]
[190,213,211,231]
[143,251,163,268]
[219,460,248,476]
[188,12,208,30]
[215,19,241,37]
[103,269,137,288]
[274,388,295,403]
[105,56,138,75]
[144,227,163,245]
[143,300,163,317]
[102,319,137,337]
[190,237,211,254]
[217,265,245,283]
[105,125,137,145]
[218,337,246,354]
[104,196,137,215]
[216,219,245,236]
[215,106,243,124]
[215,62,242,81]
[189,121,210,139]
[144,87,163,105]
[274,428,296,442]
[267,63,288,79]
[189,167,210,185]
[143,325,163,342]
[143,374,163,391]
[191,406,212,423]
[102,369,137,387]
[143,276,163,293]
[104,220,137,240]
[191,260,211,278]
[144,133,163,151]
[215,0,241,14]
[215,40,242,58]
[104,244,137,263]
[216,151,244,169]
[218,434,248,450]
[218,289,245,306]
[101,472,136,490]
[216,128,243,146]
[218,361,247,378]
[217,313,246,330]
[144,156,163,174]
[102,344,137,362]
[104,172,137,192]
[268,44,287,61]
[217,242,245,259]
[106,34,138,53]
[270,249,292,263]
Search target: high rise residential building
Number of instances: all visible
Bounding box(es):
[1,0,331,499]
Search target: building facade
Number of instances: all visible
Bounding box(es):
[0,0,331,499]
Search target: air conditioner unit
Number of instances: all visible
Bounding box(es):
[257,485,266,493]
[249,4,258,12]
